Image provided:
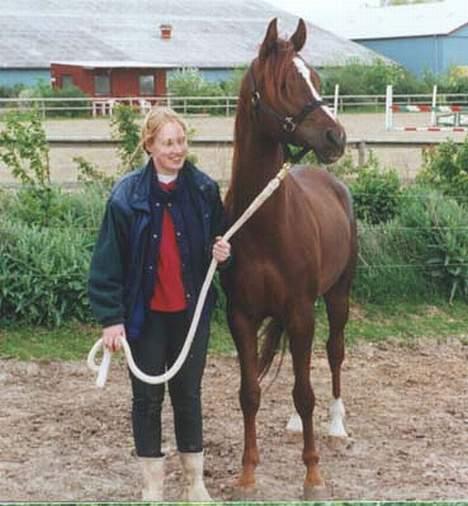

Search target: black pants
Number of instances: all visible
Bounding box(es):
[128,310,209,457]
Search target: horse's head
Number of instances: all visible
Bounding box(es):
[246,18,346,164]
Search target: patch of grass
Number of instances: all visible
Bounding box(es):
[313,300,468,345]
[0,320,100,360]
[1,301,467,361]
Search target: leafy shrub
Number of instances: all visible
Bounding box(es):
[0,218,94,325]
[110,104,145,170]
[354,220,435,303]
[0,84,25,98]
[0,110,50,188]
[350,154,401,224]
[398,186,468,303]
[168,68,226,115]
[30,80,89,118]
[417,138,468,207]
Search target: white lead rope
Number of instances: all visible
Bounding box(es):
[87,162,291,388]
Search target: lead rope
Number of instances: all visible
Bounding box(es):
[87,162,291,387]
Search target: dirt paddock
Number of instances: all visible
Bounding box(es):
[1,338,467,501]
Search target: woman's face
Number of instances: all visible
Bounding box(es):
[147,120,188,175]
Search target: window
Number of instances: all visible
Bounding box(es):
[139,74,155,96]
[94,75,110,96]
[62,75,73,88]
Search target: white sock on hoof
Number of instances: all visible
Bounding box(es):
[286,412,303,433]
[329,398,348,438]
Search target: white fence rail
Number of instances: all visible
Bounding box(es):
[2,91,468,117]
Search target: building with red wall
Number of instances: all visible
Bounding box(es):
[50,61,171,97]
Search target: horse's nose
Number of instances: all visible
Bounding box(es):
[325,128,346,150]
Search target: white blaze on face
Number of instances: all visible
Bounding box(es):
[293,56,335,121]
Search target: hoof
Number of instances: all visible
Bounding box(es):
[303,482,328,500]
[327,435,348,450]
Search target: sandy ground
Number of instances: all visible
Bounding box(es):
[0,113,466,186]
[1,337,467,502]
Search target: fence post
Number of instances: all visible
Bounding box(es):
[358,141,366,167]
[385,85,393,131]
[431,85,437,126]
[333,84,339,119]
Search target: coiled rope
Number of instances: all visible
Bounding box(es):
[87,162,291,387]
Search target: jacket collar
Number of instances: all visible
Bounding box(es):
[128,159,154,212]
[128,158,211,212]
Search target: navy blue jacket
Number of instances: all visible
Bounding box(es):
[88,159,225,340]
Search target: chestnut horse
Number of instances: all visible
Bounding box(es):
[221,18,357,499]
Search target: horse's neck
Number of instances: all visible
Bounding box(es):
[229,129,284,218]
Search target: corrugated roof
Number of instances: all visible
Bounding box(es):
[291,0,468,41]
[51,61,176,68]
[0,0,384,69]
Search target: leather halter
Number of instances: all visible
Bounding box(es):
[248,64,324,164]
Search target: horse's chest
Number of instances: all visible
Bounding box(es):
[230,254,287,308]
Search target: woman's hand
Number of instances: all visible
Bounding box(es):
[212,236,231,263]
[102,323,126,352]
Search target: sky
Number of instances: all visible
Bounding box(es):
[264,0,381,19]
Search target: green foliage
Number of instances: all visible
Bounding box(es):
[0,218,94,325]
[110,104,145,171]
[320,59,468,96]
[354,220,435,302]
[0,110,50,187]
[168,68,226,114]
[74,156,115,188]
[398,187,468,303]
[27,79,88,117]
[350,153,401,224]
[75,104,146,184]
[418,138,468,206]
[321,59,408,96]
[0,83,25,98]
[219,66,247,96]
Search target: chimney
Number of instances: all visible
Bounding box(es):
[160,24,173,40]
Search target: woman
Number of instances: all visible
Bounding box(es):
[88,107,231,501]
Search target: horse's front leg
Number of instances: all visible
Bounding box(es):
[227,306,262,495]
[287,303,325,499]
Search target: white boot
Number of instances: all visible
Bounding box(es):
[139,456,165,501]
[179,451,212,501]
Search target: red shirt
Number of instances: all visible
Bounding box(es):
[150,181,187,312]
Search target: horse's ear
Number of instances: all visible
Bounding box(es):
[290,18,307,52]
[259,18,278,61]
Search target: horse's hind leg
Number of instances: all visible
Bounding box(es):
[323,274,352,440]
[227,307,262,495]
[287,303,324,498]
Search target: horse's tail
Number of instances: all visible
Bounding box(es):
[258,318,286,383]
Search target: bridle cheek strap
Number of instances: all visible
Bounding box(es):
[249,66,323,163]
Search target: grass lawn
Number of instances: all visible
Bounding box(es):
[1,301,467,362]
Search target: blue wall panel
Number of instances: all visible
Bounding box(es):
[358,37,441,75]
[442,24,468,71]
[0,69,50,87]
[358,26,468,77]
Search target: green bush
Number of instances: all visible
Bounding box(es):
[0,218,94,325]
[0,110,50,188]
[110,104,145,170]
[354,220,436,303]
[25,79,88,118]
[168,68,226,115]
[350,154,401,224]
[0,84,25,98]
[418,138,468,207]
[398,186,468,303]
